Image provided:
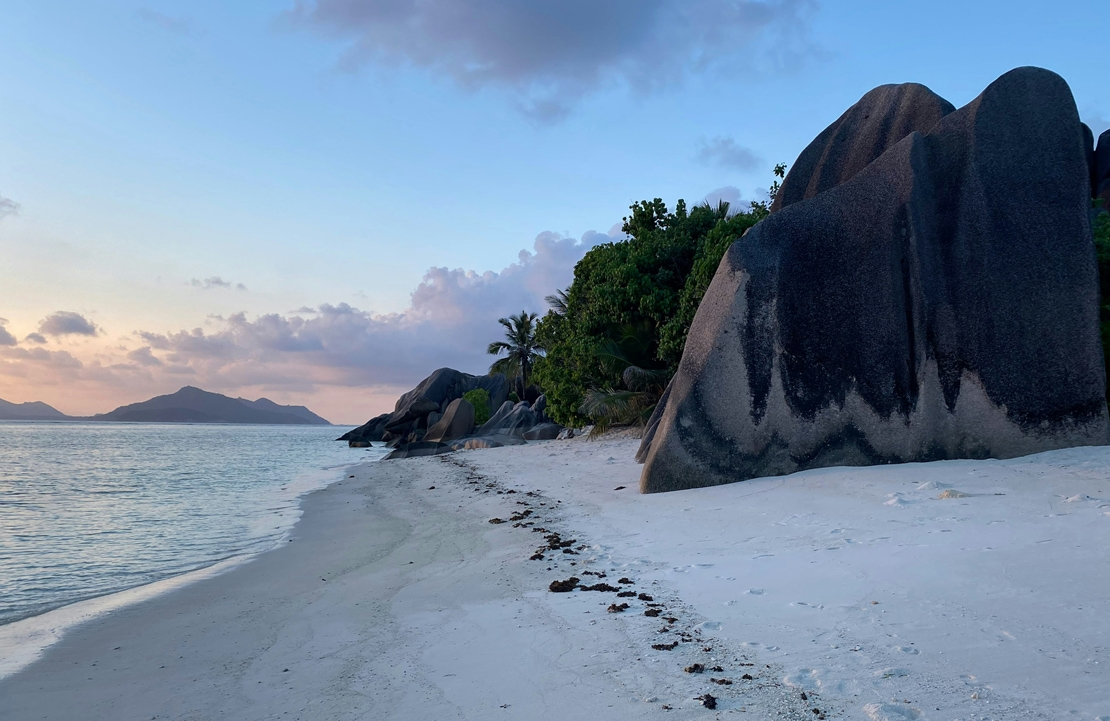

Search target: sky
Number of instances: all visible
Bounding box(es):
[0,1,1106,424]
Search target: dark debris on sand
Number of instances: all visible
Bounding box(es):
[549,577,579,593]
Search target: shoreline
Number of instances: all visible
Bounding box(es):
[0,455,365,680]
[2,438,1108,719]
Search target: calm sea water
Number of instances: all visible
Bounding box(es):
[0,421,382,626]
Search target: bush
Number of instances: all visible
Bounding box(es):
[462,388,491,425]
[1093,205,1110,401]
[535,197,767,426]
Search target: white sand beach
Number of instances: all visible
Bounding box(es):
[2,437,1109,720]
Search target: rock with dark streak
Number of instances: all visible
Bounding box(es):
[641,67,1108,493]
[771,82,955,212]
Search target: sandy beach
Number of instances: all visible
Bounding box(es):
[3,437,1109,720]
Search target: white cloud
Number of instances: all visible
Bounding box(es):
[190,276,247,291]
[695,136,763,172]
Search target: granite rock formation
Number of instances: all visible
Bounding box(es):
[424,398,476,443]
[340,367,563,455]
[382,441,453,460]
[475,401,538,438]
[771,83,954,212]
[522,423,563,441]
[339,368,507,445]
[640,67,1109,493]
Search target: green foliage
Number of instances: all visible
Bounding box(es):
[507,391,520,404]
[488,311,544,393]
[462,388,491,425]
[1094,205,1110,400]
[536,167,784,426]
[578,325,672,437]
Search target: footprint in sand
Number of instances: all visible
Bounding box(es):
[874,667,909,678]
[863,702,922,720]
[894,645,919,655]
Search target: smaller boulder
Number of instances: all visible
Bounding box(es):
[450,433,527,450]
[382,441,453,460]
[523,423,562,441]
[424,399,475,443]
[476,401,538,437]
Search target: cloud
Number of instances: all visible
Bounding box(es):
[1085,111,1110,139]
[191,276,247,291]
[38,311,100,337]
[24,333,47,344]
[695,136,763,172]
[132,229,613,390]
[0,193,19,221]
[127,347,163,367]
[702,185,745,211]
[0,319,16,346]
[136,9,197,35]
[0,229,614,418]
[290,0,818,119]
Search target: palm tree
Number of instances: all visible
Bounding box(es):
[487,311,544,394]
[544,288,569,316]
[577,324,670,438]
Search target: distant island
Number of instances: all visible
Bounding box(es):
[0,386,331,425]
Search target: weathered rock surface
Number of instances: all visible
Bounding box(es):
[424,398,475,443]
[340,368,508,445]
[382,441,453,460]
[338,412,390,445]
[476,401,537,438]
[771,83,955,212]
[522,423,563,441]
[641,67,1109,493]
[450,433,528,450]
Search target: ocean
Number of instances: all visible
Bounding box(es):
[0,421,383,628]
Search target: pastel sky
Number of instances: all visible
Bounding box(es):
[0,1,1106,424]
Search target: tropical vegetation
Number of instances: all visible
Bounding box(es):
[533,166,785,427]
[1094,203,1110,400]
[487,311,544,397]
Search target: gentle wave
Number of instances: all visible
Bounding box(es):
[0,422,383,628]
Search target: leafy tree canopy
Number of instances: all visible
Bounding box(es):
[1093,203,1110,401]
[535,172,782,426]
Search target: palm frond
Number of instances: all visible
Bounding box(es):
[622,365,670,393]
[545,289,569,315]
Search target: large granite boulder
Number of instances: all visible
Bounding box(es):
[337,412,389,444]
[475,401,537,438]
[640,67,1109,494]
[424,398,475,443]
[341,368,509,444]
[771,83,955,212]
